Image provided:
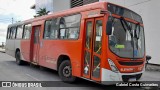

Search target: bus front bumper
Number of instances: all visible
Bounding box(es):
[101,68,144,85]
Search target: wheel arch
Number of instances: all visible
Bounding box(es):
[15,48,20,58]
[57,55,71,70]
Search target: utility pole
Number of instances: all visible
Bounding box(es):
[12,17,13,24]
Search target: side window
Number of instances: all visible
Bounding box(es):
[63,14,81,27]
[59,14,81,39]
[44,18,59,39]
[94,20,102,54]
[85,21,92,49]
[50,19,58,39]
[68,28,79,39]
[59,18,67,39]
[7,28,10,39]
[16,25,23,39]
[44,20,52,39]
[60,28,68,39]
[10,27,17,39]
[23,24,31,39]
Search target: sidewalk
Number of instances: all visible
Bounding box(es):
[146,63,160,72]
[0,48,5,53]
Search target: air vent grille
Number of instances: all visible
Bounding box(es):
[71,0,99,8]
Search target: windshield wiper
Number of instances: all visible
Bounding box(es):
[134,22,140,39]
[133,22,141,54]
[120,17,133,38]
[120,17,136,59]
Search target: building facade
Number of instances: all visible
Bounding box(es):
[32,0,160,64]
[32,0,99,13]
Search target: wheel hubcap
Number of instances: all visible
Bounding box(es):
[63,66,71,78]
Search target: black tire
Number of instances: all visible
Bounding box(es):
[15,51,24,65]
[58,60,76,83]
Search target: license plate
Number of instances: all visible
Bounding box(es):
[129,78,136,82]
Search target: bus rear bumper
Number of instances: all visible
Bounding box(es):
[101,68,143,85]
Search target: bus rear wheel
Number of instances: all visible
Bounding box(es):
[58,60,76,83]
[15,51,24,65]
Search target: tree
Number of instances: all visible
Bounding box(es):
[34,8,50,17]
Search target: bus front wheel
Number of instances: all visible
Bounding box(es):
[58,60,76,83]
[15,51,24,65]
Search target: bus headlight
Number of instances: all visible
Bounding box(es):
[108,59,119,73]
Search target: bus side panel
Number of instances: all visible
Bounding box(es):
[38,40,59,70]
[65,41,82,77]
[38,40,82,77]
[5,39,15,57]
[21,40,31,62]
[78,18,85,77]
[38,20,83,78]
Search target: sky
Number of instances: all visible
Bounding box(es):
[0,0,35,44]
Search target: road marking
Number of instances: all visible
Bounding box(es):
[25,74,40,81]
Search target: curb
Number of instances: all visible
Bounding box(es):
[146,64,160,72]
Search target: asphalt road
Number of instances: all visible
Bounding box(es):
[0,52,159,90]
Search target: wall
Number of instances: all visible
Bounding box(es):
[35,0,70,13]
[53,0,70,12]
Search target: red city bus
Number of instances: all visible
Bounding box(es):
[5,2,150,84]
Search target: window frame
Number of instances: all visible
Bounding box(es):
[6,27,11,39]
[43,13,81,40]
[43,20,55,40]
[10,26,17,39]
[108,17,145,59]
[16,25,24,39]
[59,14,81,40]
[94,20,103,54]
[59,26,80,40]
[23,23,32,39]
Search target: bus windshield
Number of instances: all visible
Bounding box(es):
[108,17,145,58]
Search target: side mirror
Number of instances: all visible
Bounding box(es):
[146,55,151,63]
[106,21,112,35]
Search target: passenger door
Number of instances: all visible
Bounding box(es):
[30,26,41,64]
[83,17,103,82]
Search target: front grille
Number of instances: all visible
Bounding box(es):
[122,73,142,82]
[118,61,143,66]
